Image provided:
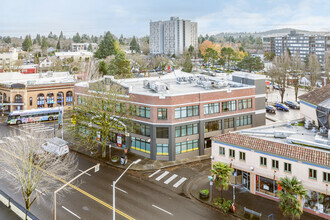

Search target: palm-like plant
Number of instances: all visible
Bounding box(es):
[210,162,233,198]
[279,176,307,219]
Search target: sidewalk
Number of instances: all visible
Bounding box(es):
[67,134,210,171]
[189,174,324,220]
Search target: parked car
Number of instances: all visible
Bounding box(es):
[266,105,276,114]
[215,69,220,73]
[275,103,289,111]
[285,101,300,109]
[273,85,280,90]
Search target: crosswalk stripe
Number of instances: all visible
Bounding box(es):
[164,174,178,185]
[3,137,16,142]
[35,128,54,133]
[149,169,161,178]
[155,171,169,181]
[0,140,4,144]
[173,177,187,188]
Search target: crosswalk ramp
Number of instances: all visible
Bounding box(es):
[149,170,187,189]
[18,123,55,133]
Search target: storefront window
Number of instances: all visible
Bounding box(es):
[256,175,278,197]
[304,190,330,215]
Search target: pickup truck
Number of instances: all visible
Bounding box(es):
[275,103,289,111]
[285,101,300,109]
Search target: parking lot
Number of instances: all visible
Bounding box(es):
[266,86,307,123]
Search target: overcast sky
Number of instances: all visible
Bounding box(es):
[0,0,329,38]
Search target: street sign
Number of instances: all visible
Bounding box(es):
[71,115,76,125]
[208,176,214,182]
[117,134,122,147]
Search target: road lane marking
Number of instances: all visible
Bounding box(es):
[173,177,187,188]
[0,140,4,144]
[155,171,169,181]
[149,169,161,178]
[110,185,128,194]
[152,204,173,216]
[36,189,46,196]
[164,174,178,185]
[0,147,135,220]
[5,169,15,177]
[78,169,91,176]
[62,206,81,219]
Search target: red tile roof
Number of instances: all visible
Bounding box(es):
[298,85,330,106]
[213,133,330,167]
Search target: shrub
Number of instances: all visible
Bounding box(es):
[214,198,232,214]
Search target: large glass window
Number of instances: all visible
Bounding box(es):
[156,144,168,156]
[156,127,169,138]
[224,118,234,129]
[57,92,64,104]
[47,93,54,108]
[205,120,221,132]
[157,108,167,120]
[238,99,252,110]
[304,190,329,215]
[133,122,150,137]
[37,93,45,108]
[222,100,236,112]
[204,103,220,115]
[256,175,279,198]
[175,140,198,154]
[236,115,252,127]
[131,137,150,154]
[14,94,23,103]
[175,105,199,119]
[66,91,73,105]
[135,106,150,119]
[175,123,198,137]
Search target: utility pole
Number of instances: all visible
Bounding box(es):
[61,96,64,139]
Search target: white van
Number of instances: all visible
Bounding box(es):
[41,137,69,157]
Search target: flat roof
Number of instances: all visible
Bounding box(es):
[0,71,75,86]
[108,71,257,97]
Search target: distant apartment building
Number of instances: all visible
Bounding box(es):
[150,17,198,55]
[263,31,330,64]
[75,71,266,161]
[71,43,98,52]
[0,49,18,70]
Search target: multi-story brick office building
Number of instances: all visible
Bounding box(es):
[212,123,330,219]
[263,30,330,64]
[0,71,75,112]
[150,17,198,55]
[75,72,266,161]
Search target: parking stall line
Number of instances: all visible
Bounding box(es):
[110,185,128,194]
[62,206,81,219]
[152,204,173,216]
[78,169,91,176]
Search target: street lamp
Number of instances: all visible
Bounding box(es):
[113,159,141,220]
[53,163,100,220]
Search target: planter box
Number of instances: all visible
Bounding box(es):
[200,192,209,200]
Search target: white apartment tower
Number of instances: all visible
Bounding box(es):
[150,17,197,55]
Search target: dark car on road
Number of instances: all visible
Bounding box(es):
[266,105,276,114]
[285,101,300,109]
[275,103,289,111]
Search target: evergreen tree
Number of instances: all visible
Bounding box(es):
[41,37,48,54]
[59,31,64,40]
[188,45,194,57]
[119,34,124,45]
[98,60,109,76]
[182,53,193,73]
[88,43,92,52]
[56,39,61,50]
[237,55,264,72]
[22,35,33,51]
[3,36,11,44]
[72,32,81,43]
[129,36,140,53]
[95,31,117,59]
[36,34,41,45]
[108,50,132,78]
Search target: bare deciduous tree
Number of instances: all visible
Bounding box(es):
[72,79,133,158]
[0,131,77,211]
[267,53,290,103]
[289,54,305,101]
[307,54,321,90]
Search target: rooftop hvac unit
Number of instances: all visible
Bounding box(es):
[143,80,151,88]
[202,81,212,89]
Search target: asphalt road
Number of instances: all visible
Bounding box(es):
[0,122,233,220]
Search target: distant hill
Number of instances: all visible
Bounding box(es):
[214,28,330,38]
